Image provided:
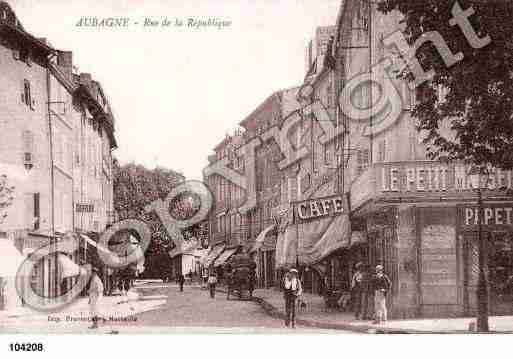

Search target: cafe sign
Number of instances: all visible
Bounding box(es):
[294,194,346,222]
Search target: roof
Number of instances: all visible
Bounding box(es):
[75,82,118,149]
[239,86,301,129]
[239,92,281,128]
[0,2,55,56]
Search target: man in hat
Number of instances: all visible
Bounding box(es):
[88,267,104,329]
[283,268,302,328]
[351,262,368,320]
[371,265,391,324]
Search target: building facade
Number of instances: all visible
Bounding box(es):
[334,0,513,318]
[0,2,117,310]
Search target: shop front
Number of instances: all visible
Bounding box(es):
[350,161,513,319]
[250,224,277,288]
[275,179,352,294]
[458,203,513,316]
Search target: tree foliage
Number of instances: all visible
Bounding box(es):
[378,0,513,169]
[0,174,14,224]
[112,159,186,256]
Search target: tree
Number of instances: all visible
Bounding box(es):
[113,160,186,256]
[378,0,513,169]
[112,160,210,277]
[0,174,14,224]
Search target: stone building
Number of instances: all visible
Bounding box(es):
[333,0,513,318]
[0,2,117,310]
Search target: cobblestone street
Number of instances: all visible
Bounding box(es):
[0,281,343,334]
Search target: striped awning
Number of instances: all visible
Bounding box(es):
[79,233,111,255]
[213,247,238,267]
[58,254,82,278]
[250,225,275,253]
[0,238,25,277]
[202,244,225,267]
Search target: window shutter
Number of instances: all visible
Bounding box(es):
[22,130,34,166]
[33,193,40,230]
[24,193,34,229]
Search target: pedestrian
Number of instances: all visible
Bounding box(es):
[283,268,302,328]
[88,268,104,330]
[351,262,366,320]
[371,265,391,324]
[202,270,208,290]
[178,273,185,292]
[208,271,217,298]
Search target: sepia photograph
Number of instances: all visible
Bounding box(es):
[0,0,513,349]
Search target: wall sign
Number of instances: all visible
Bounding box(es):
[378,162,513,194]
[76,203,94,213]
[460,204,513,230]
[294,194,345,222]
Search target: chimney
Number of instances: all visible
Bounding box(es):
[79,73,92,87]
[57,51,73,81]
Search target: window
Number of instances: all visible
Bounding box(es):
[437,84,449,104]
[324,144,332,165]
[13,47,31,66]
[19,48,30,65]
[409,132,417,160]
[301,173,311,193]
[22,130,34,168]
[356,148,370,176]
[287,176,299,203]
[415,84,434,105]
[377,140,387,163]
[33,193,40,230]
[22,80,32,108]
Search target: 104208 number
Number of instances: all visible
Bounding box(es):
[9,343,44,352]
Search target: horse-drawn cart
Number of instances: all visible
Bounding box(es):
[224,254,256,300]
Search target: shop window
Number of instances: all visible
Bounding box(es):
[488,232,513,311]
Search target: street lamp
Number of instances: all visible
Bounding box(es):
[468,165,490,332]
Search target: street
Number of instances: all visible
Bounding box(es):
[0,280,344,334]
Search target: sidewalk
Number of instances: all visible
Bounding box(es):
[248,287,513,334]
[0,291,167,333]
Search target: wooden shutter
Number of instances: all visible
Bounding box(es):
[33,193,40,230]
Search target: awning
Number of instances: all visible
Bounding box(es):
[275,178,352,269]
[80,233,111,255]
[250,225,275,253]
[0,238,25,277]
[350,231,367,247]
[202,244,225,267]
[58,254,82,278]
[213,247,238,267]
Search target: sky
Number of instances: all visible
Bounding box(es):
[10,0,341,180]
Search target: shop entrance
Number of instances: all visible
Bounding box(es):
[463,230,513,315]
